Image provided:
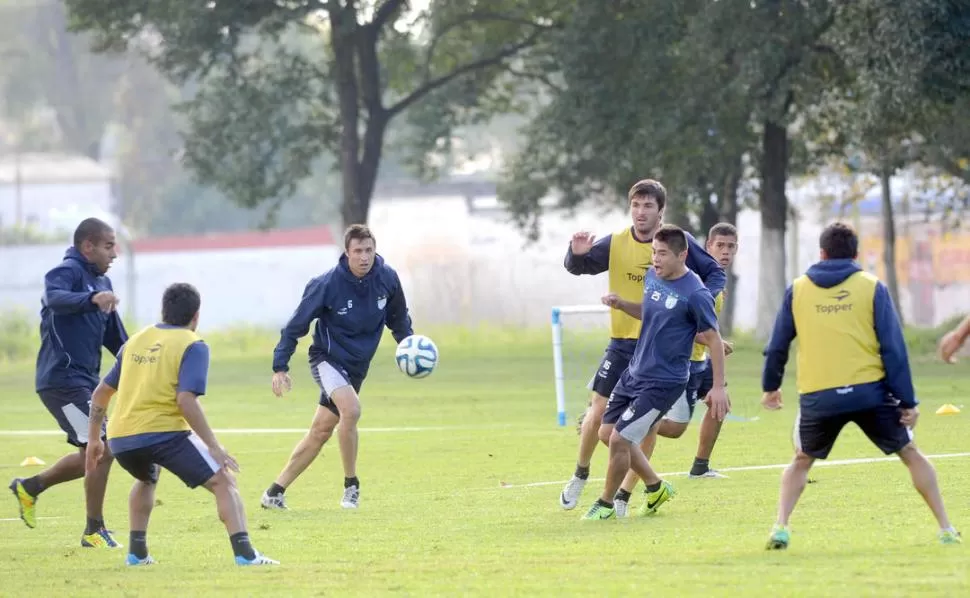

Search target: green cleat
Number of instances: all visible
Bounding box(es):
[637,480,675,517]
[581,501,615,520]
[939,529,962,545]
[766,525,790,550]
[9,478,36,529]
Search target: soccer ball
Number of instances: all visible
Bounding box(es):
[395,334,438,378]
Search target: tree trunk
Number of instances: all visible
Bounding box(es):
[880,165,903,324]
[717,155,743,336]
[756,120,789,340]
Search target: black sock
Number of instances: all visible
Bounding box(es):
[690,458,710,475]
[85,517,104,535]
[344,477,359,489]
[130,531,148,559]
[230,532,257,561]
[596,498,614,509]
[614,489,632,503]
[574,465,590,480]
[646,481,662,493]
[21,476,44,497]
[266,483,286,497]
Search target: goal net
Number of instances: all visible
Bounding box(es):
[550,305,612,427]
[550,304,758,427]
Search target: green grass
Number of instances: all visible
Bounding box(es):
[0,329,967,596]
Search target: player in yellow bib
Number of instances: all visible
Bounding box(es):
[559,179,726,510]
[761,223,960,548]
[85,283,278,566]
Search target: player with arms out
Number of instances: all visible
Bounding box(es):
[262,224,413,510]
[85,283,278,566]
[609,222,740,515]
[9,218,127,547]
[761,222,961,548]
[559,180,726,511]
[582,225,730,520]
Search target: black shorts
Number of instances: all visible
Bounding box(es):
[310,361,364,417]
[38,387,105,448]
[696,365,715,402]
[603,375,687,444]
[795,403,913,459]
[588,349,631,399]
[113,432,222,488]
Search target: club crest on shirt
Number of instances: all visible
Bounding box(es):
[664,295,678,309]
[377,295,387,310]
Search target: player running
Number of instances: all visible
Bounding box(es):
[581,225,730,520]
[85,283,278,566]
[761,222,961,548]
[559,179,726,510]
[262,224,414,511]
[611,222,739,515]
[9,218,127,547]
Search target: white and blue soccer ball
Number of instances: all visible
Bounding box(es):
[395,334,439,378]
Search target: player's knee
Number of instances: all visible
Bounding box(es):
[206,469,237,493]
[308,422,334,445]
[598,424,612,445]
[589,394,608,415]
[659,421,687,439]
[896,442,920,464]
[792,451,814,469]
[608,429,631,451]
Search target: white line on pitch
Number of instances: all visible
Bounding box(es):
[0,516,63,523]
[498,451,970,488]
[0,425,514,437]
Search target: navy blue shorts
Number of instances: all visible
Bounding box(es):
[664,367,706,424]
[588,349,631,399]
[38,387,105,448]
[310,361,364,417]
[604,374,687,444]
[697,365,715,402]
[796,401,913,459]
[113,432,222,488]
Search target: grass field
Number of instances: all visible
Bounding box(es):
[0,327,967,597]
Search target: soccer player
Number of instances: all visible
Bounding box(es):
[85,283,278,566]
[581,224,730,520]
[939,315,970,363]
[9,218,127,547]
[262,224,413,510]
[610,222,739,515]
[761,222,961,548]
[559,179,726,511]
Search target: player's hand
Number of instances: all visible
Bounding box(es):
[601,293,621,308]
[570,231,596,256]
[707,386,730,421]
[91,291,120,313]
[723,340,734,356]
[85,439,105,474]
[761,390,783,411]
[271,371,292,397]
[899,406,920,429]
[208,445,240,473]
[939,330,964,364]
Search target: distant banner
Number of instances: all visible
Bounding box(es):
[861,233,970,286]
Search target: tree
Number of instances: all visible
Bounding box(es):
[65,0,565,228]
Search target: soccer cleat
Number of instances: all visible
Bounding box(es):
[766,525,790,550]
[581,501,615,520]
[559,476,587,510]
[9,478,37,529]
[613,497,629,518]
[235,552,280,566]
[939,529,962,545]
[688,468,728,479]
[637,480,676,517]
[340,485,359,509]
[81,528,122,548]
[126,553,156,566]
[261,491,288,510]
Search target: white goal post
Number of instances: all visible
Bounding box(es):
[550,304,610,427]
